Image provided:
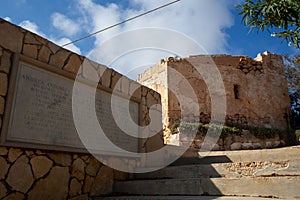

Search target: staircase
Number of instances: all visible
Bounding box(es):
[101,146,300,199]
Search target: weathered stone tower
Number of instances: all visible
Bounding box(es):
[138,52,291,144]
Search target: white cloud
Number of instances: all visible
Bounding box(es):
[19,20,46,37]
[51,13,80,37]
[77,0,122,43]
[75,0,235,79]
[53,38,82,55]
[18,19,82,55]
[3,17,11,22]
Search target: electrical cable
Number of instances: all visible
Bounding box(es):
[62,0,181,47]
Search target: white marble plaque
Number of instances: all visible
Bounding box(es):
[3,60,140,155]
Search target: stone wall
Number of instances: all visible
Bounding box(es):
[178,129,285,151]
[0,146,131,200]
[138,53,291,145]
[0,19,164,199]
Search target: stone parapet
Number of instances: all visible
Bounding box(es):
[0,18,164,199]
[138,53,291,145]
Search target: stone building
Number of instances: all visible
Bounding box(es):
[0,18,164,199]
[138,53,291,144]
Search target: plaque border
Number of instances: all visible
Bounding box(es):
[1,53,142,157]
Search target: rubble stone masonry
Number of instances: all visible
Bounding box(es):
[138,53,291,145]
[0,18,164,199]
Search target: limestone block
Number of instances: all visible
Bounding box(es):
[153,90,161,102]
[272,141,280,148]
[0,147,7,156]
[2,192,24,200]
[80,155,90,163]
[63,54,82,74]
[69,178,82,197]
[23,44,38,59]
[71,158,85,181]
[97,64,106,77]
[233,135,243,143]
[0,50,11,73]
[69,194,88,200]
[254,160,299,177]
[242,143,253,150]
[35,150,46,155]
[111,71,122,91]
[48,153,72,166]
[0,181,7,199]
[82,60,99,82]
[35,35,47,45]
[101,68,112,88]
[90,166,113,196]
[30,156,53,179]
[146,92,159,107]
[6,155,34,193]
[129,81,141,99]
[141,86,148,97]
[253,143,262,149]
[0,96,4,115]
[28,166,70,200]
[0,20,23,53]
[0,73,8,96]
[0,156,9,179]
[83,175,94,194]
[24,32,40,45]
[49,50,71,69]
[230,142,242,151]
[85,158,101,177]
[8,148,22,163]
[224,136,233,147]
[144,133,164,152]
[47,42,60,54]
[25,150,34,157]
[38,45,52,63]
[121,76,130,95]
[265,141,272,148]
[212,144,220,151]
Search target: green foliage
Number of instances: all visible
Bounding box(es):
[171,121,285,139]
[237,0,300,48]
[296,130,300,138]
[228,123,285,139]
[247,126,278,139]
[169,120,181,133]
[283,54,300,128]
[170,122,242,139]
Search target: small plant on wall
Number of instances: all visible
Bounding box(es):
[296,130,300,143]
[171,121,286,140]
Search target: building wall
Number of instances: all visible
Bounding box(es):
[138,53,291,143]
[0,19,163,199]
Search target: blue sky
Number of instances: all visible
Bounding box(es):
[1,0,299,78]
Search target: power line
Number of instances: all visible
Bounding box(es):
[62,0,181,47]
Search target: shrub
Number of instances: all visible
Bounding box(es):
[170,121,285,140]
[170,122,242,139]
[296,130,300,139]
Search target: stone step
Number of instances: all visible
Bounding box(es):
[170,156,231,166]
[99,196,281,200]
[114,177,300,199]
[135,164,223,179]
[171,146,300,165]
[136,159,300,179]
